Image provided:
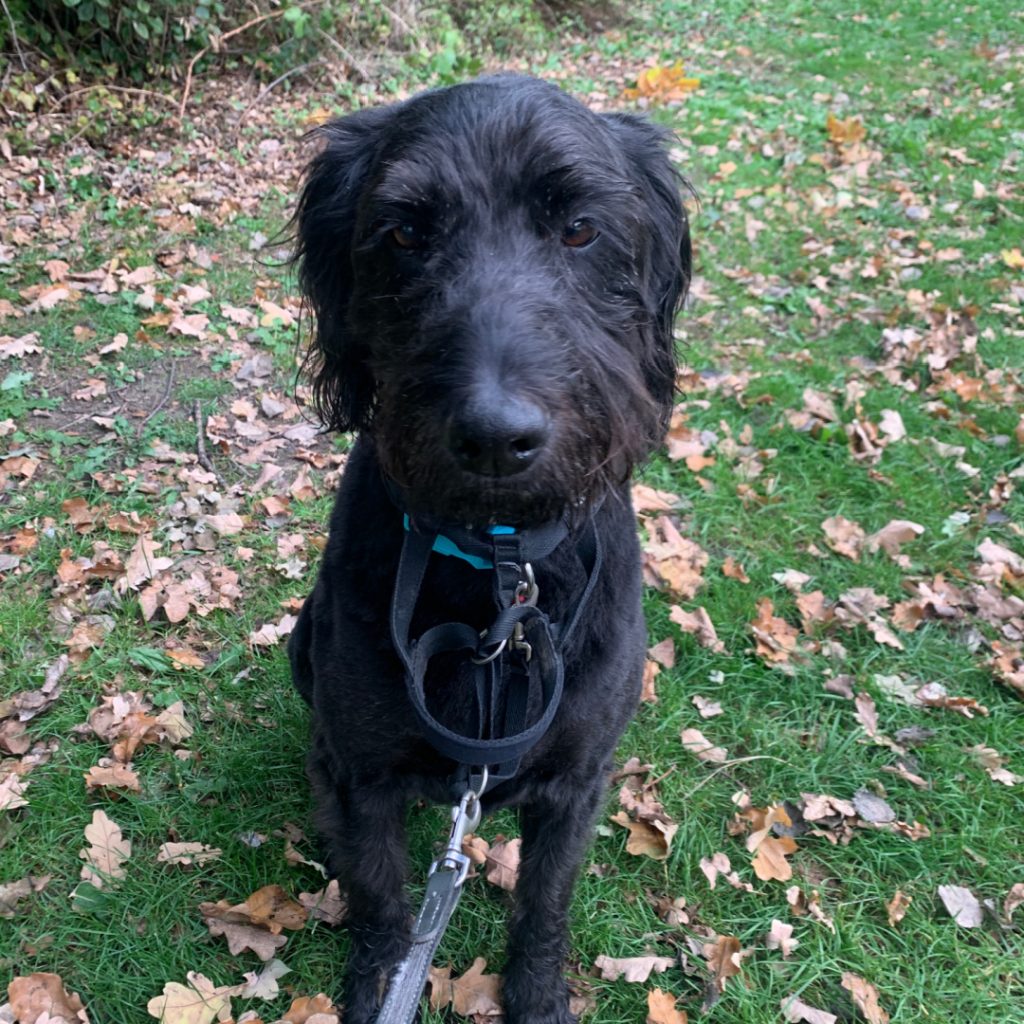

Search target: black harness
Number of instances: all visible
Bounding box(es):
[389,506,602,795]
[377,496,602,1023]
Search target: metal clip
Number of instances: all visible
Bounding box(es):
[431,769,487,887]
[514,562,538,606]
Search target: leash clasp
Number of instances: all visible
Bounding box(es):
[431,768,487,887]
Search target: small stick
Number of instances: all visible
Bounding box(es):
[0,0,27,71]
[138,357,176,436]
[236,60,319,129]
[193,399,226,488]
[178,4,320,119]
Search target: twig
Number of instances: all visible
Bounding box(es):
[178,4,321,120]
[236,60,320,129]
[683,756,787,799]
[138,357,176,436]
[1,0,27,71]
[48,84,179,113]
[193,399,226,488]
[316,28,374,81]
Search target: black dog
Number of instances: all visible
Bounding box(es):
[288,74,690,1024]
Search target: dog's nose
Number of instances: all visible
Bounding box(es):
[446,396,550,477]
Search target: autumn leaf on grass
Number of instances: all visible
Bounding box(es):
[647,987,688,1024]
[887,890,911,927]
[1002,247,1024,269]
[938,884,983,928]
[751,835,798,882]
[8,972,90,1023]
[0,874,50,917]
[624,62,700,104]
[840,972,889,1024]
[749,598,799,665]
[633,482,684,513]
[483,836,521,891]
[240,958,291,1000]
[298,879,347,926]
[200,884,308,962]
[821,515,865,561]
[279,994,339,1023]
[765,919,799,958]
[157,842,222,867]
[781,994,837,1024]
[0,771,29,810]
[990,641,1024,698]
[698,851,752,892]
[594,954,675,983]
[786,886,836,932]
[680,728,727,764]
[670,604,724,652]
[642,658,661,702]
[866,520,925,566]
[641,516,708,601]
[610,759,678,861]
[429,958,503,1019]
[967,744,1023,786]
[826,112,866,146]
[84,763,141,793]
[146,972,241,1024]
[79,809,130,888]
[701,935,744,995]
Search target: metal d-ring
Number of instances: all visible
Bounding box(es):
[471,632,508,665]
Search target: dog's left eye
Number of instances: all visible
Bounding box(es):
[391,224,424,249]
[561,220,599,248]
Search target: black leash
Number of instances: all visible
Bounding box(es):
[377,508,602,1022]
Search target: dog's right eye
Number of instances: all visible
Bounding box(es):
[391,224,424,250]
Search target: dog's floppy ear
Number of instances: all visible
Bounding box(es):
[603,113,692,414]
[294,105,398,432]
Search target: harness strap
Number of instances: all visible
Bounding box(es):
[389,513,601,791]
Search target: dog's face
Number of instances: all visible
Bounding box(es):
[295,76,690,526]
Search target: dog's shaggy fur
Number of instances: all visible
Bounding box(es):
[289,75,690,1024]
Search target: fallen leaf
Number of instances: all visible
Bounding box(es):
[157,842,222,866]
[79,809,131,887]
[702,935,743,993]
[297,880,346,926]
[752,835,798,882]
[146,972,240,1024]
[594,954,675,983]
[450,958,503,1018]
[781,994,837,1024]
[670,605,724,651]
[821,516,866,560]
[887,890,911,927]
[240,959,290,1000]
[750,598,799,664]
[484,836,521,891]
[680,728,728,763]
[647,987,688,1024]
[279,994,338,1023]
[937,884,983,928]
[0,771,29,810]
[766,919,799,958]
[840,972,889,1024]
[8,973,90,1023]
[84,764,141,793]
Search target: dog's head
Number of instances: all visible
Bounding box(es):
[294,75,691,527]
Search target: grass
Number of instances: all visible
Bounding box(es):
[2,0,1023,1021]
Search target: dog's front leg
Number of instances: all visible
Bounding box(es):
[503,779,606,1024]
[313,773,411,1024]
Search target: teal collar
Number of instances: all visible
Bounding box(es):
[402,515,516,570]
